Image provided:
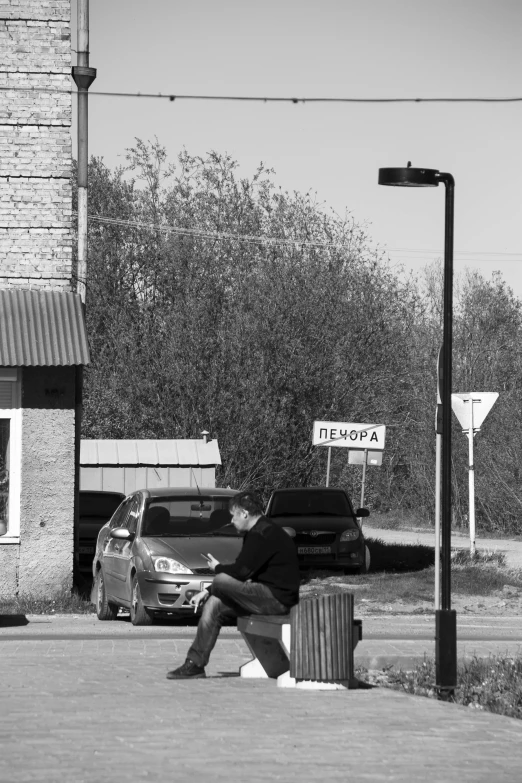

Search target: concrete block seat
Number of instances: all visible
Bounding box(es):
[237,593,362,690]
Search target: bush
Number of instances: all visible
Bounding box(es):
[357,655,522,720]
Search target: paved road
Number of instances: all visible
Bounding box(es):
[1,628,522,782]
[2,613,522,671]
[364,525,522,569]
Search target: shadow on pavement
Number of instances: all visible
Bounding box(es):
[366,538,435,573]
[0,614,29,627]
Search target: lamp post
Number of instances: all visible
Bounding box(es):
[378,165,457,696]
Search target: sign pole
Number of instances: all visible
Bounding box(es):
[326,446,332,487]
[435,428,441,610]
[360,449,368,509]
[452,393,499,557]
[468,400,476,556]
[435,348,443,612]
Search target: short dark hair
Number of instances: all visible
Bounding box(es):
[229,491,264,517]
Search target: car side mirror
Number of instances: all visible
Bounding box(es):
[282,527,296,538]
[356,508,370,518]
[110,527,135,540]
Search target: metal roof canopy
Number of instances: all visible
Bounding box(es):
[80,439,222,467]
[0,290,90,366]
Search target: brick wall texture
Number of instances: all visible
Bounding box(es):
[0,0,72,291]
[0,2,76,597]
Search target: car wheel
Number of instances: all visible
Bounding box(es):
[95,569,119,621]
[346,546,371,576]
[130,574,153,626]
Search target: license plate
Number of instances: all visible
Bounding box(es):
[78,547,94,554]
[201,581,212,591]
[298,546,331,555]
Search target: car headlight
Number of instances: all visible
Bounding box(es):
[340,530,360,542]
[153,557,193,575]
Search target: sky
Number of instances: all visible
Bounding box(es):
[71,0,522,297]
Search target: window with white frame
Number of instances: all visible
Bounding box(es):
[0,369,21,541]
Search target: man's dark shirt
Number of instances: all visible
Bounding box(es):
[214,516,300,607]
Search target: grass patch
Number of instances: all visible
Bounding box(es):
[0,588,94,615]
[301,538,522,607]
[357,654,522,720]
[451,548,506,567]
[452,563,522,596]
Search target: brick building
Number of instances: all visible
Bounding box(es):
[0,0,89,596]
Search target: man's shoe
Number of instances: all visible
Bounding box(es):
[166,659,206,680]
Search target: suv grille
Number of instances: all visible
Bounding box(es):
[295,532,336,546]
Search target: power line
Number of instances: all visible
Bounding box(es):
[385,248,522,262]
[80,212,360,251]
[76,213,522,259]
[387,248,522,257]
[1,85,522,104]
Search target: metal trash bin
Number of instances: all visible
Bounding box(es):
[290,592,358,687]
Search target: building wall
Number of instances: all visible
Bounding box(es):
[0,1,77,597]
[0,367,76,596]
[0,0,72,290]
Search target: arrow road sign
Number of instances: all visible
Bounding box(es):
[451,393,499,432]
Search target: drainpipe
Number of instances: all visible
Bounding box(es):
[71,0,96,591]
[71,0,96,305]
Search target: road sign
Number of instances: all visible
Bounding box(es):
[451,391,499,558]
[451,393,499,432]
[313,420,386,450]
[348,450,383,466]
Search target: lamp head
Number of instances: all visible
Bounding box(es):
[378,166,440,187]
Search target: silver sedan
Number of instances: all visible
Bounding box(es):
[92,487,241,625]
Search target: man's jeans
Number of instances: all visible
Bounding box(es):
[187,573,290,668]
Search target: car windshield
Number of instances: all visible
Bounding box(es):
[142,497,236,537]
[270,490,352,517]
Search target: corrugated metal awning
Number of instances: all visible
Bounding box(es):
[0,289,90,366]
[80,439,221,466]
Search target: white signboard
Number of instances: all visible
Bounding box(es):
[348,450,383,466]
[451,393,499,432]
[313,420,386,451]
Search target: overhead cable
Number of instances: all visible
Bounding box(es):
[1,85,522,104]
[76,213,522,260]
[81,212,358,251]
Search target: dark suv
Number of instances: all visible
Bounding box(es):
[265,487,370,573]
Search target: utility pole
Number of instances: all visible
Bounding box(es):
[71,0,96,592]
[72,0,96,304]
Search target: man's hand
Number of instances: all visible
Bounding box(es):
[189,590,209,611]
[205,553,220,572]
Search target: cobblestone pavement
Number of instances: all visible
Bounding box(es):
[1,636,522,783]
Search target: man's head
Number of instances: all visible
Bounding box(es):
[229,491,264,533]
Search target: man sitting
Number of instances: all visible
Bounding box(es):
[167,490,300,680]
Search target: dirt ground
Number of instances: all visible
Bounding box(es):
[299,575,522,616]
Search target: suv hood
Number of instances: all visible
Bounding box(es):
[268,514,358,532]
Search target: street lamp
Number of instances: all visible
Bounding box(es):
[378,164,457,696]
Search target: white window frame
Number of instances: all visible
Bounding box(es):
[0,368,22,543]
